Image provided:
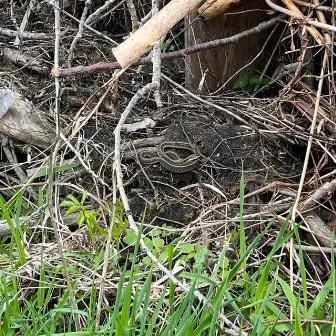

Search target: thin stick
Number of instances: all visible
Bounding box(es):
[95,166,116,330]
[47,0,81,330]
[67,0,93,66]
[289,50,328,318]
[151,0,163,107]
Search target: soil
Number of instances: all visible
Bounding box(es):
[83,101,302,229]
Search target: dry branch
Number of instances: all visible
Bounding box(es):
[3,48,49,74]
[54,14,284,78]
[0,90,56,148]
[14,0,37,45]
[0,27,51,40]
[265,0,335,41]
[304,211,334,247]
[293,0,336,11]
[112,0,203,68]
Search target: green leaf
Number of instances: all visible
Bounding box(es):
[149,229,162,237]
[77,214,85,226]
[59,200,76,208]
[96,224,108,238]
[81,190,87,205]
[221,257,229,269]
[142,256,152,265]
[249,75,261,86]
[179,244,195,254]
[307,278,332,318]
[159,250,168,261]
[260,78,271,86]
[65,205,82,215]
[144,237,154,250]
[182,252,197,261]
[32,161,80,179]
[123,232,137,246]
[65,194,80,205]
[275,275,304,314]
[180,272,217,286]
[233,74,249,89]
[152,237,164,249]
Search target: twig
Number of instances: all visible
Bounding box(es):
[87,0,127,26]
[10,0,23,46]
[300,178,336,211]
[67,0,93,66]
[162,74,260,132]
[218,22,279,91]
[265,0,334,36]
[85,0,119,25]
[14,0,37,46]
[48,0,81,330]
[126,0,139,31]
[280,24,309,95]
[44,0,118,45]
[267,241,336,253]
[1,136,38,201]
[313,0,336,95]
[95,166,116,330]
[289,49,328,318]
[293,0,336,11]
[0,27,50,40]
[60,133,114,192]
[151,0,163,107]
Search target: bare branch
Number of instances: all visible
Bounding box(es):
[54,14,285,77]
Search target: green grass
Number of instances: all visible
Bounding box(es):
[0,183,335,335]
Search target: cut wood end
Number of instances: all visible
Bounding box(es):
[51,68,60,77]
[198,0,248,19]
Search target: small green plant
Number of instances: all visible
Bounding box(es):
[233,74,271,92]
[123,226,211,272]
[109,199,129,248]
[60,191,107,243]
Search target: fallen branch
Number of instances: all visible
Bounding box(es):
[0,27,51,40]
[304,211,334,247]
[53,14,285,78]
[112,0,204,68]
[3,48,49,74]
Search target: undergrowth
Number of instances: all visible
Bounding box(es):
[0,178,335,336]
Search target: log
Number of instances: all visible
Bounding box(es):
[112,0,203,68]
[0,89,56,148]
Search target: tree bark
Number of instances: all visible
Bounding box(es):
[185,0,274,92]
